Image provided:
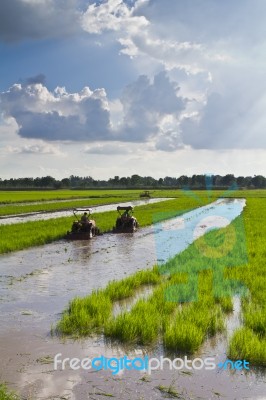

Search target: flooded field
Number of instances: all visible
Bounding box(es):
[0,198,169,225]
[0,198,265,399]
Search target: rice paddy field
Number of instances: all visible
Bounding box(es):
[0,188,265,216]
[0,188,264,255]
[0,189,265,399]
[56,196,266,366]
[0,193,212,254]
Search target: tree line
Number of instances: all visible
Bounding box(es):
[0,174,265,189]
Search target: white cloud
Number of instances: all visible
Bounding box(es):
[0,81,112,141]
[6,143,64,155]
[82,0,149,35]
[0,72,187,148]
[79,0,266,151]
[84,142,134,155]
[117,71,186,145]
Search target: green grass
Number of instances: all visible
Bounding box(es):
[56,267,161,338]
[228,328,266,366]
[0,188,202,216]
[225,197,266,366]
[0,189,143,204]
[55,195,266,365]
[57,267,225,351]
[1,188,264,215]
[0,196,137,216]
[0,384,19,400]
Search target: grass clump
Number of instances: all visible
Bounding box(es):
[0,384,19,400]
[57,267,161,337]
[163,301,224,353]
[105,300,161,344]
[105,268,161,301]
[164,321,204,353]
[228,328,266,366]
[56,290,112,336]
[156,382,182,398]
[243,307,266,337]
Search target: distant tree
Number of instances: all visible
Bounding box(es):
[236,176,245,187]
[221,174,235,187]
[39,176,56,187]
[251,175,266,188]
[130,174,142,186]
[61,178,70,187]
[177,175,189,186]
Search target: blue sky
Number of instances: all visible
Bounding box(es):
[0,0,265,179]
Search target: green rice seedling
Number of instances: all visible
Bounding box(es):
[104,299,161,344]
[228,328,266,366]
[149,284,177,316]
[243,307,266,337]
[0,189,141,204]
[0,384,19,400]
[215,296,233,313]
[55,194,266,363]
[163,320,205,353]
[105,267,161,301]
[163,300,224,353]
[56,290,112,336]
[0,192,143,216]
[182,301,224,335]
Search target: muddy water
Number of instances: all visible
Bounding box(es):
[0,198,265,399]
[0,197,169,225]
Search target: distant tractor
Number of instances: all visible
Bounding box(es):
[140,190,151,198]
[65,209,100,240]
[113,206,139,233]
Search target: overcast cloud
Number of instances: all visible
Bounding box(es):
[0,0,81,42]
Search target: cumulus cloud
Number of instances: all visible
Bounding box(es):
[82,0,149,35]
[118,71,186,143]
[1,66,265,150]
[0,0,81,42]
[0,81,112,141]
[0,71,187,147]
[82,0,229,74]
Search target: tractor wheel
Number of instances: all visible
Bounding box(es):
[90,227,96,238]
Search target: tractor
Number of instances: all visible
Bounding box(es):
[139,190,151,198]
[65,209,100,240]
[113,206,138,233]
